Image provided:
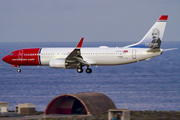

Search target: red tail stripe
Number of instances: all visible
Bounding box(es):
[159,15,168,20]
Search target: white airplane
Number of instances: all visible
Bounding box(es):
[2,15,174,73]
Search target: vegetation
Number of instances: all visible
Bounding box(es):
[130,110,180,120]
[1,111,180,120]
[34,111,44,115]
[19,111,44,116]
[0,115,9,117]
[39,111,180,120]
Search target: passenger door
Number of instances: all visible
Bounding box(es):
[132,50,136,59]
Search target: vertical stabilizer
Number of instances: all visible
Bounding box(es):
[125,15,168,49]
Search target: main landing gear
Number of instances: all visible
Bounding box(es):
[86,68,92,73]
[77,66,92,74]
[77,67,83,73]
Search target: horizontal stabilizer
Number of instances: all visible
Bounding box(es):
[147,49,161,52]
[163,48,178,51]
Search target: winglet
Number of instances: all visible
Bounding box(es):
[76,37,84,49]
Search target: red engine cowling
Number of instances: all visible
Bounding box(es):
[49,59,66,68]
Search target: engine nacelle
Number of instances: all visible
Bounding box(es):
[49,59,66,68]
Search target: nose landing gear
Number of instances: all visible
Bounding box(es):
[17,66,21,73]
[17,69,21,73]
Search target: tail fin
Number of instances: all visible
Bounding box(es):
[125,15,168,49]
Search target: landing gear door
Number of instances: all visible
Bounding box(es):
[132,50,136,59]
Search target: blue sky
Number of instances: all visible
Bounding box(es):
[0,0,180,42]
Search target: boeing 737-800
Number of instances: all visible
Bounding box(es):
[2,15,172,73]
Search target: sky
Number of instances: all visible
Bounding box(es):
[0,0,180,42]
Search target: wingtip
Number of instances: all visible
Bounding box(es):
[81,37,84,41]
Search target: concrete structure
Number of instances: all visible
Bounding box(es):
[45,92,116,115]
[0,102,9,113]
[16,103,36,114]
[108,109,130,120]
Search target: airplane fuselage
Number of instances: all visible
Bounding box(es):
[3,47,162,68]
[2,15,168,73]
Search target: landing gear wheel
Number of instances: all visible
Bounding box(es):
[77,68,83,73]
[86,68,92,73]
[17,69,21,73]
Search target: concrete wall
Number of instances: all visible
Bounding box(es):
[108,109,130,120]
[17,103,36,114]
[20,108,36,114]
[0,102,9,112]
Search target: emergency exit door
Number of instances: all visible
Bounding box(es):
[132,50,136,59]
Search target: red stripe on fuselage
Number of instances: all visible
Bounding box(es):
[5,48,41,66]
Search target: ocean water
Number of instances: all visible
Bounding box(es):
[0,41,180,111]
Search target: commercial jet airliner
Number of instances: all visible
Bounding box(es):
[2,15,174,73]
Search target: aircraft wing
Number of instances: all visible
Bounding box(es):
[65,38,88,68]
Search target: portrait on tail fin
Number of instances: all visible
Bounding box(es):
[148,28,161,49]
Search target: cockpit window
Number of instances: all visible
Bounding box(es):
[9,53,14,56]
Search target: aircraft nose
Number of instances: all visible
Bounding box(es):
[2,55,8,63]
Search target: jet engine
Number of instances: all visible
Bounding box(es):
[49,59,66,68]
